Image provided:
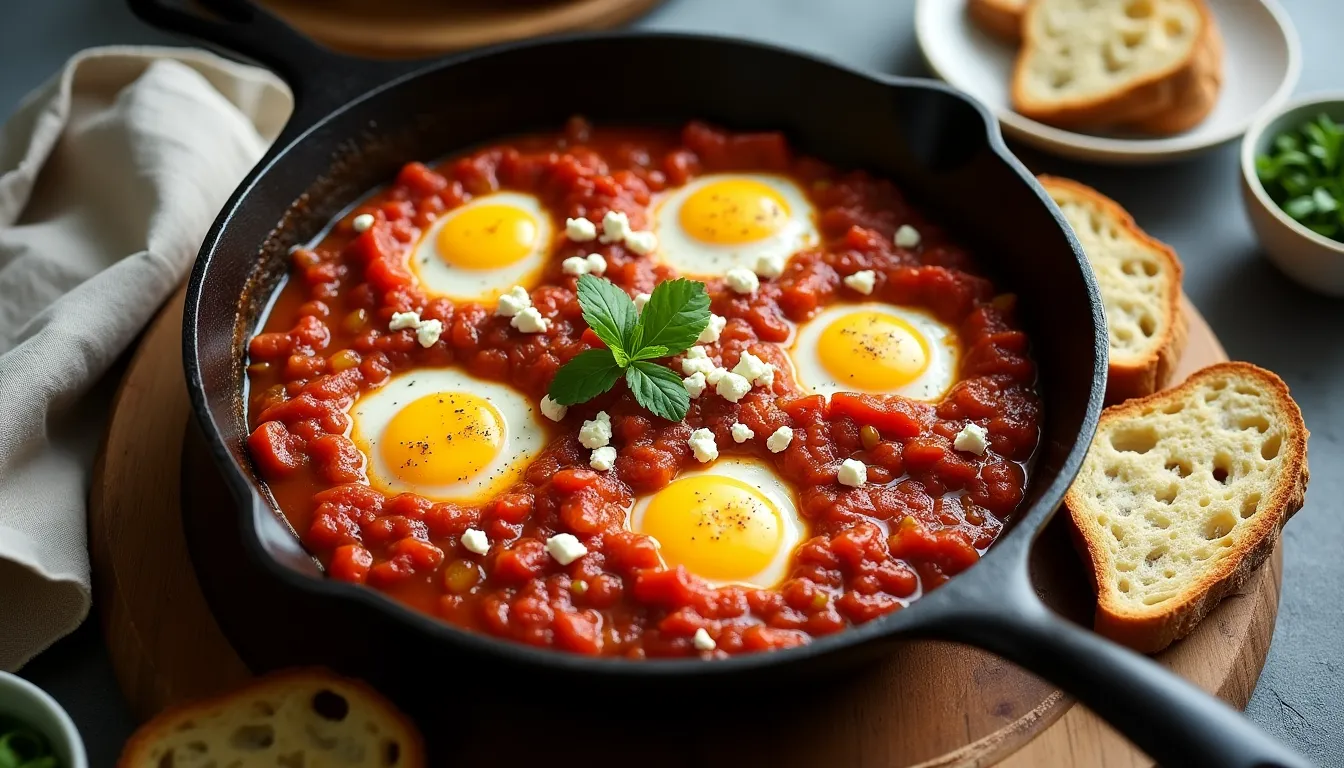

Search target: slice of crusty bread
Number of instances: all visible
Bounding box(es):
[968,0,1028,42]
[1040,175,1186,404]
[1124,12,1224,134]
[1066,362,1308,653]
[118,669,425,768]
[1012,0,1219,131]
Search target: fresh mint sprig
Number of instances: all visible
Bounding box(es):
[548,275,710,421]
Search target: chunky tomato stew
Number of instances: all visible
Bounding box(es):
[245,119,1040,658]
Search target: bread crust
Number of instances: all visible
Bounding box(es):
[968,0,1026,43]
[1065,362,1309,653]
[1038,175,1186,403]
[1126,14,1224,134]
[1012,0,1220,131]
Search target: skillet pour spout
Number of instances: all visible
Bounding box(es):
[131,1,1311,765]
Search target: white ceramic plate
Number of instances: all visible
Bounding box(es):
[915,0,1302,164]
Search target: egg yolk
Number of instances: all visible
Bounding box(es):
[436,204,539,269]
[639,475,784,586]
[378,391,504,487]
[679,179,791,245]
[818,310,931,391]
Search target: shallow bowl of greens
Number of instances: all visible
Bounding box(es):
[1242,93,1344,295]
[0,672,85,768]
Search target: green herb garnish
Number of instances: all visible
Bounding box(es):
[1256,112,1344,242]
[0,716,58,768]
[548,275,710,421]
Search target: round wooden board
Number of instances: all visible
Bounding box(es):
[90,291,1279,766]
[254,0,666,58]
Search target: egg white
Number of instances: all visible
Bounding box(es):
[409,191,553,302]
[629,457,804,589]
[790,302,960,402]
[349,368,546,502]
[651,173,819,277]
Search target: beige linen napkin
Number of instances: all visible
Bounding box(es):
[0,47,291,670]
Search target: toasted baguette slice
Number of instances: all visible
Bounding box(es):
[119,669,425,768]
[1040,176,1186,403]
[1012,0,1219,131]
[1125,12,1224,134]
[968,0,1027,42]
[1066,362,1308,653]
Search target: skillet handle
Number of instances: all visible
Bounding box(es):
[931,571,1311,768]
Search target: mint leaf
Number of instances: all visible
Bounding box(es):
[576,275,637,356]
[630,345,670,362]
[625,362,690,421]
[637,278,711,355]
[547,348,623,405]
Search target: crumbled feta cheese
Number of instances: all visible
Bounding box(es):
[715,371,752,403]
[495,286,532,317]
[565,217,597,242]
[731,422,755,443]
[589,446,618,471]
[697,313,727,344]
[705,366,729,386]
[688,428,719,463]
[725,268,759,295]
[539,395,567,422]
[732,351,773,387]
[546,533,588,565]
[680,346,716,376]
[754,252,787,279]
[838,458,867,487]
[461,528,489,555]
[599,211,632,244]
[578,412,612,449]
[584,254,607,276]
[843,269,876,295]
[562,256,591,276]
[351,213,374,233]
[510,306,551,333]
[895,224,922,248]
[755,366,775,390]
[683,372,707,398]
[415,318,443,348]
[766,426,793,453]
[624,230,658,255]
[388,311,420,331]
[633,292,652,312]
[954,422,990,456]
[693,627,716,652]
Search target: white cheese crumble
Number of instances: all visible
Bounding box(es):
[732,351,774,388]
[388,311,420,331]
[766,426,794,453]
[546,533,588,565]
[680,346,716,376]
[725,268,759,295]
[495,286,532,317]
[510,306,551,333]
[754,253,787,279]
[578,411,612,449]
[351,213,374,233]
[697,313,727,344]
[838,457,867,487]
[583,254,607,276]
[414,318,443,348]
[715,371,752,403]
[693,627,716,652]
[895,224,922,248]
[599,211,632,244]
[589,446,618,471]
[954,422,990,456]
[683,372,707,398]
[461,528,490,556]
[633,292,651,312]
[705,367,729,386]
[565,217,597,242]
[730,422,755,443]
[562,254,608,276]
[539,395,567,423]
[688,428,719,463]
[843,269,876,295]
[624,230,658,255]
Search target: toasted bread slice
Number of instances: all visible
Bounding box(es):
[118,669,425,768]
[969,0,1027,42]
[1066,362,1308,653]
[1012,0,1220,131]
[1040,175,1186,403]
[1125,13,1224,134]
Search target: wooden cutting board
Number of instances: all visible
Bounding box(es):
[89,290,1279,766]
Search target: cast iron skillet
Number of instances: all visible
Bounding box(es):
[132,1,1307,765]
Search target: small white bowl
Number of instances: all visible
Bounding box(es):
[0,672,88,768]
[1241,94,1344,296]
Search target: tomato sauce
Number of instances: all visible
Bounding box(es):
[244,118,1041,658]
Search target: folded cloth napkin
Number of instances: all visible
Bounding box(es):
[0,47,290,670]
